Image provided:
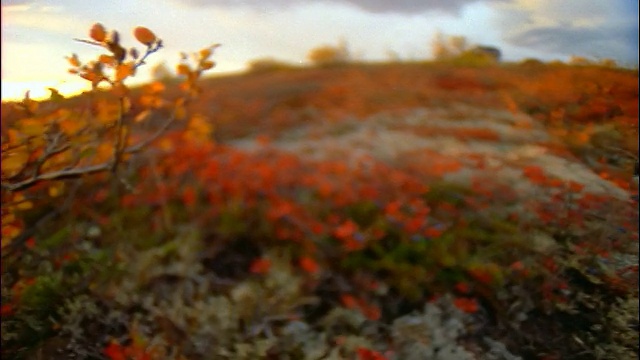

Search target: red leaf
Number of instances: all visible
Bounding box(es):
[340,294,358,309]
[299,256,319,274]
[453,297,479,313]
[334,220,357,240]
[249,258,271,274]
[1,304,14,317]
[104,342,126,360]
[454,282,471,294]
[357,347,388,360]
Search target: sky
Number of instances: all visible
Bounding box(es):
[1,0,638,101]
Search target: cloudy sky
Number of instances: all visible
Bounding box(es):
[1,0,637,100]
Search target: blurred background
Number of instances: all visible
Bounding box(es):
[2,0,638,101]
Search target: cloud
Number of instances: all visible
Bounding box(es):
[1,0,32,6]
[493,0,638,62]
[174,0,493,15]
[509,25,637,61]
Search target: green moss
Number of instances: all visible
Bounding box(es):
[345,201,380,228]
[422,181,473,207]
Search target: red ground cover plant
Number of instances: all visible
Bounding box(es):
[1,29,637,359]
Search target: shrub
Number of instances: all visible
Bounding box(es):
[569,55,594,66]
[1,23,218,252]
[307,39,350,67]
[246,57,297,74]
[430,32,500,66]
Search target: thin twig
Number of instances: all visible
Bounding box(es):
[2,163,111,192]
[73,38,103,47]
[2,179,83,258]
[111,96,126,173]
[134,43,164,71]
[124,113,176,153]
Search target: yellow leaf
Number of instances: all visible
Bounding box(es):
[174,105,186,121]
[95,100,120,125]
[2,212,16,225]
[122,97,132,113]
[199,48,211,60]
[1,150,29,176]
[2,224,21,247]
[59,115,86,136]
[200,60,215,70]
[158,138,174,151]
[185,114,214,143]
[14,193,33,211]
[134,109,152,123]
[18,118,46,136]
[48,182,65,197]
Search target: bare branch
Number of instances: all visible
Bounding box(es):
[2,179,83,258]
[110,97,127,173]
[73,38,104,47]
[124,112,177,154]
[134,42,164,71]
[2,162,112,192]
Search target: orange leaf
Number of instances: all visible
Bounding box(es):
[115,62,135,81]
[90,23,106,42]
[176,64,190,76]
[99,54,116,66]
[67,54,81,67]
[146,81,165,94]
[133,26,156,45]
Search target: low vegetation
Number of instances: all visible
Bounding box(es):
[1,25,638,360]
